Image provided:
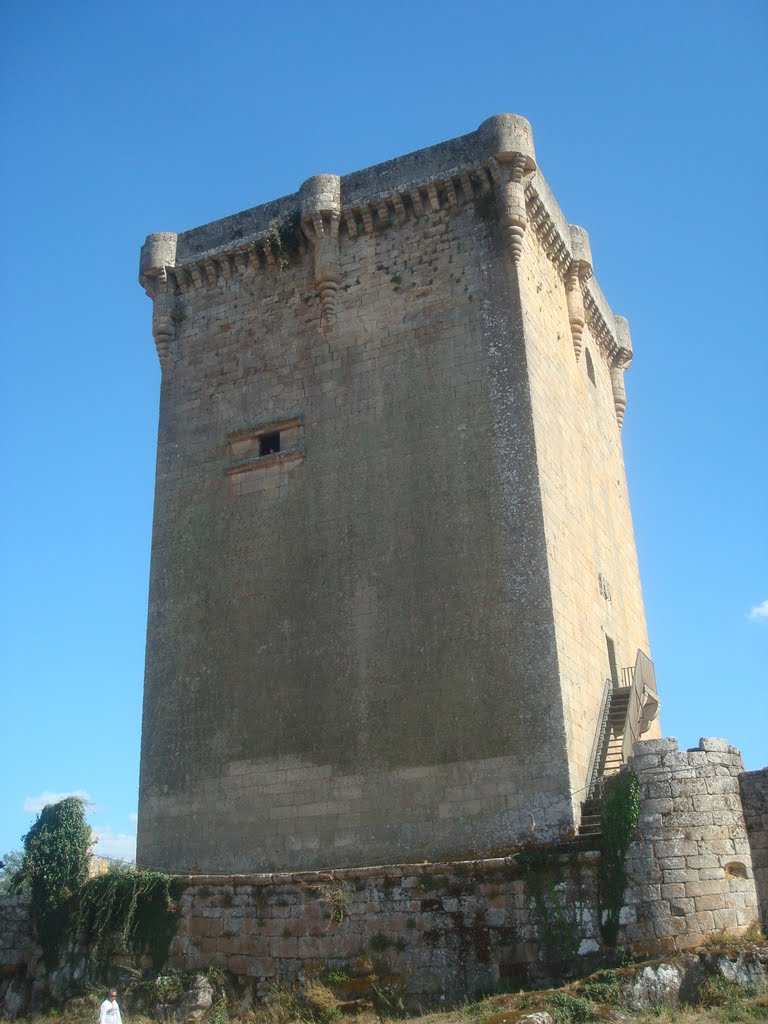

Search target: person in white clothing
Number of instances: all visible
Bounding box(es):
[98,990,122,1024]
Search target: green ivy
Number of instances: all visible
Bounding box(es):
[16,797,92,966]
[599,769,640,946]
[76,870,182,969]
[515,847,586,963]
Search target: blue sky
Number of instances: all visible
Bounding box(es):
[1,0,765,862]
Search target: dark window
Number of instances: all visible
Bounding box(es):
[606,636,620,688]
[259,432,281,456]
[585,348,596,386]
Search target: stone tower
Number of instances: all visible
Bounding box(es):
[137,114,656,873]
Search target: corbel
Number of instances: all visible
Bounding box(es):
[203,260,217,288]
[343,210,359,238]
[565,226,593,362]
[173,267,190,294]
[611,317,634,429]
[189,263,204,290]
[300,175,342,327]
[409,189,424,215]
[459,172,475,203]
[248,244,262,272]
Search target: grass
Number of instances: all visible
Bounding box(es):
[14,988,768,1024]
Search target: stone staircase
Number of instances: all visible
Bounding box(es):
[579,685,632,837]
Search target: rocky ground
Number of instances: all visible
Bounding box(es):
[5,942,768,1024]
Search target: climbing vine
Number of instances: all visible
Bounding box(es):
[516,846,586,963]
[76,870,182,968]
[15,797,92,966]
[599,768,640,946]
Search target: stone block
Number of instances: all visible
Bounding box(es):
[698,868,726,881]
[711,908,738,929]
[688,913,720,937]
[684,880,726,897]
[655,840,698,859]
[652,915,688,937]
[659,869,691,884]
[698,738,731,753]
[685,854,720,869]
[227,954,251,975]
[635,738,679,755]
[642,798,673,815]
[694,894,727,912]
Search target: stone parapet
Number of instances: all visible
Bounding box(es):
[139,114,630,389]
[623,738,761,954]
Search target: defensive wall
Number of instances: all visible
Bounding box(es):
[2,738,765,1010]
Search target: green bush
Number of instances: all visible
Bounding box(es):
[17,797,92,965]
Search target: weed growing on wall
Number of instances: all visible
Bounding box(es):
[599,769,640,946]
[302,878,351,928]
[76,869,181,969]
[16,797,92,966]
[263,212,303,269]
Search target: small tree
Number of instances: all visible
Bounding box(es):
[0,850,27,894]
[19,796,92,965]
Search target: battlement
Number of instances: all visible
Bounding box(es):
[140,114,631,392]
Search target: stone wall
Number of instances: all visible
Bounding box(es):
[740,768,768,926]
[623,738,760,954]
[168,852,601,1000]
[517,204,654,803]
[0,894,40,1017]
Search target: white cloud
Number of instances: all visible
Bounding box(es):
[93,826,136,862]
[21,793,137,862]
[748,600,768,622]
[23,790,92,814]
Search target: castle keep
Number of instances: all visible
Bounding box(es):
[137,114,658,874]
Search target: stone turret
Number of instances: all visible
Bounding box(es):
[300,174,342,325]
[624,737,760,953]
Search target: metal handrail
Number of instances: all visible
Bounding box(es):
[585,679,612,800]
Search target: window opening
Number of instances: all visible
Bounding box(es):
[585,348,596,386]
[606,635,620,689]
[259,432,281,456]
